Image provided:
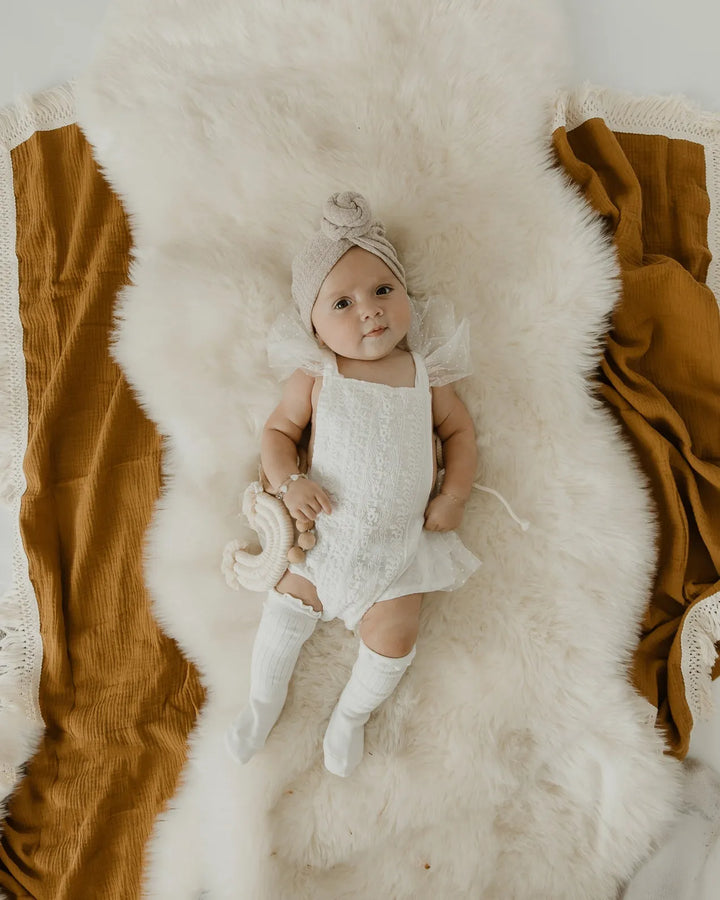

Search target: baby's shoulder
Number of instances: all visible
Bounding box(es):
[310,372,322,407]
[288,367,322,412]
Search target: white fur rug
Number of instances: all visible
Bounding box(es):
[76,1,681,896]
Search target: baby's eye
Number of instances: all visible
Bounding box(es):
[334,298,351,310]
[377,285,392,295]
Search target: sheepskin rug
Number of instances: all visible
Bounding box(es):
[75,0,681,896]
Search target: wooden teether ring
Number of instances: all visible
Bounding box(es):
[287,545,306,564]
[297,531,316,550]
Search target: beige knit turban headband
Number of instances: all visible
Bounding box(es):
[291,191,407,336]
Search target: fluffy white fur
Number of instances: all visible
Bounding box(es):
[75,0,681,896]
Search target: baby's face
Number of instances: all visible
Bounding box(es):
[311,247,411,361]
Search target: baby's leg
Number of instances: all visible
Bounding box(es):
[225,578,322,764]
[323,593,422,777]
[358,592,422,658]
[275,571,323,613]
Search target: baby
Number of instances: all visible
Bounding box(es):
[226,191,482,777]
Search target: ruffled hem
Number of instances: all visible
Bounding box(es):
[266,295,473,387]
[288,527,481,632]
[374,529,482,605]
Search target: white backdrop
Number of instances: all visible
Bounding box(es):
[2,0,720,111]
[1,0,718,810]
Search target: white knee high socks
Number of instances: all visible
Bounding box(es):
[323,639,417,778]
[225,588,321,764]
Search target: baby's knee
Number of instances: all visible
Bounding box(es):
[359,620,419,658]
[359,594,421,658]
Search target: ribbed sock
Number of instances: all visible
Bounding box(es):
[226,588,321,764]
[323,639,416,777]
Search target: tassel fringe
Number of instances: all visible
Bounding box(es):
[680,592,720,721]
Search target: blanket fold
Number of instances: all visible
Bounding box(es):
[553,88,720,758]
[0,97,203,899]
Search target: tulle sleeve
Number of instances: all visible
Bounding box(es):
[266,307,334,381]
[406,295,473,387]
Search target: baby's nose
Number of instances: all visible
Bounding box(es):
[360,299,383,316]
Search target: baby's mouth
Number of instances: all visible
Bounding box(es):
[364,326,387,338]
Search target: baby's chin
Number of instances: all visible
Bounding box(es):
[321,335,409,361]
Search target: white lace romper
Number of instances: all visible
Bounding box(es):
[286,347,482,634]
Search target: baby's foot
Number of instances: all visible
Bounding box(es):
[225,697,285,764]
[323,705,367,777]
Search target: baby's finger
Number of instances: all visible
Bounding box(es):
[318,491,332,514]
[287,502,303,520]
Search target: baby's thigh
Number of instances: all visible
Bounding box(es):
[275,570,322,613]
[359,593,422,656]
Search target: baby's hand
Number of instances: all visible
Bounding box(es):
[423,493,465,532]
[282,477,332,525]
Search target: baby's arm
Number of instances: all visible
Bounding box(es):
[424,384,478,531]
[262,369,332,523]
[432,384,477,500]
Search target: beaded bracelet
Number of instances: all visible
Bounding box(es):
[439,491,468,506]
[274,472,308,499]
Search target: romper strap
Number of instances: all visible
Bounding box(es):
[323,351,340,376]
[411,351,429,391]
